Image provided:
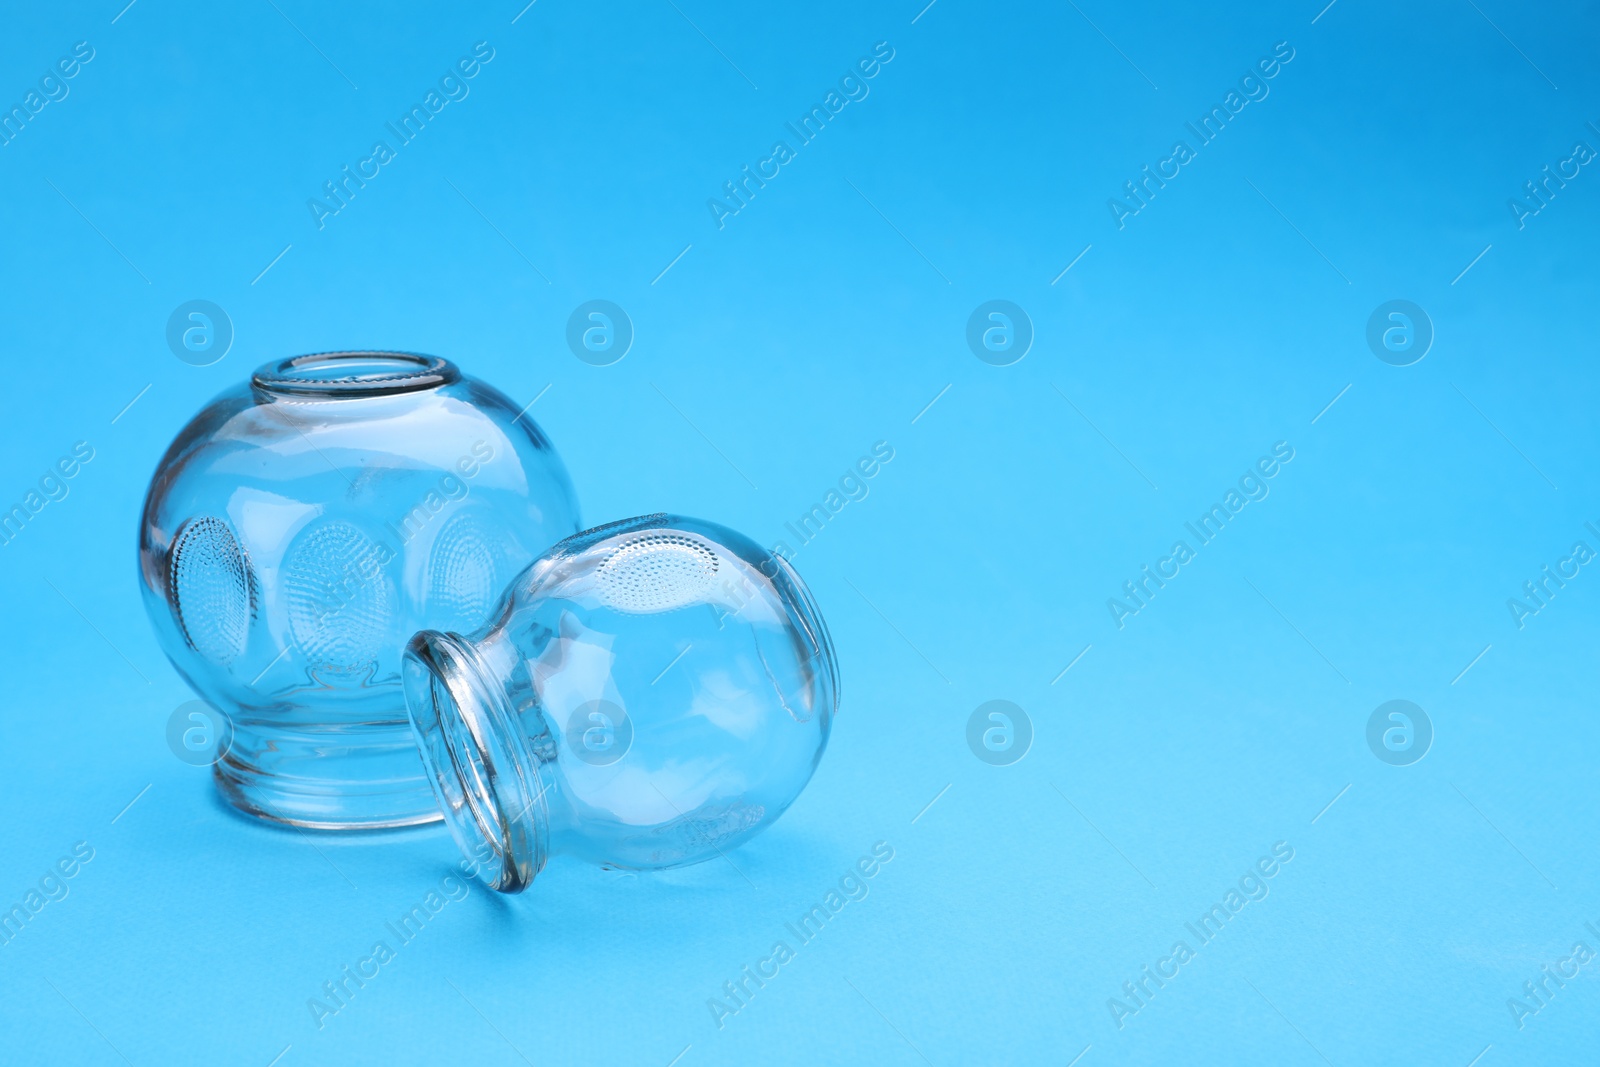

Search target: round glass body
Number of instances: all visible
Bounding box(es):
[138,352,580,829]
[403,514,838,892]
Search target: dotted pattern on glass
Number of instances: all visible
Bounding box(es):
[596,533,719,614]
[284,521,394,674]
[428,512,510,633]
[169,516,252,665]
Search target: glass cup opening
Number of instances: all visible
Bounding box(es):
[403,630,547,892]
[251,351,460,398]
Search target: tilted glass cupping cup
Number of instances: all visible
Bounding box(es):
[139,352,580,829]
[403,514,837,892]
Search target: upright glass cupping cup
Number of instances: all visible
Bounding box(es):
[402,514,838,892]
[139,352,580,829]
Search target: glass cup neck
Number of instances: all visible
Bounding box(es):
[251,351,460,399]
[403,630,548,892]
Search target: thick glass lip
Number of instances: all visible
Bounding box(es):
[403,630,547,892]
[251,351,460,398]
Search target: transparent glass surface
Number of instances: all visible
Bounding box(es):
[138,352,581,829]
[403,514,838,892]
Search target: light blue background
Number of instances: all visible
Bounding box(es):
[1,1,1597,1063]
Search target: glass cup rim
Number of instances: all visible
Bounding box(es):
[251,350,460,398]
